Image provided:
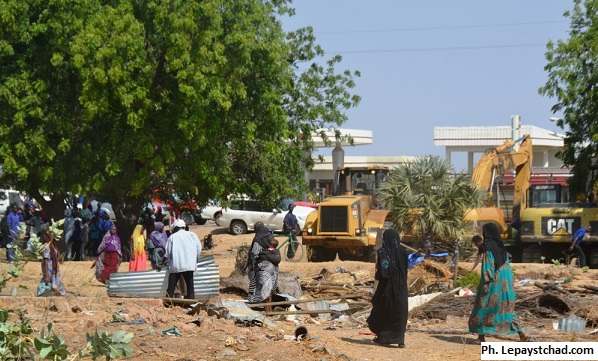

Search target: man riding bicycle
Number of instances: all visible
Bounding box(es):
[283,204,301,259]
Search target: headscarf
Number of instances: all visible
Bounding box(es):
[380,229,403,272]
[482,223,507,269]
[150,222,167,248]
[98,225,122,256]
[254,222,271,242]
[246,222,272,270]
[131,225,146,255]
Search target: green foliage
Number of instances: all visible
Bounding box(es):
[0,310,34,360]
[0,309,133,361]
[455,271,481,288]
[34,324,69,360]
[84,330,133,361]
[0,248,25,292]
[0,0,359,215]
[540,0,598,196]
[379,156,482,242]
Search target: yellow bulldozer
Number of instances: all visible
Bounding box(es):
[302,166,390,261]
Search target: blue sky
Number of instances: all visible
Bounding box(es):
[283,1,571,164]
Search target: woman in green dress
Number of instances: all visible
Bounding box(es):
[469,223,527,343]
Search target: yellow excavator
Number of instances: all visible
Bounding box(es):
[467,135,598,267]
[465,135,533,239]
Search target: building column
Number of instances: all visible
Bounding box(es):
[467,151,474,174]
[445,147,452,166]
[543,150,549,168]
[332,142,345,195]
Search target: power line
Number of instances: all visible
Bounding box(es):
[317,20,566,35]
[331,43,546,55]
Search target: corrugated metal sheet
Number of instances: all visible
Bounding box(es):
[107,255,219,299]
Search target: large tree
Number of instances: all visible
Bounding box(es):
[0,0,359,248]
[540,0,598,197]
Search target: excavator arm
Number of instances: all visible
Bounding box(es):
[471,135,533,207]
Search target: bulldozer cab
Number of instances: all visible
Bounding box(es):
[336,167,389,206]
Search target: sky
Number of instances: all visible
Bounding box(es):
[282,1,571,166]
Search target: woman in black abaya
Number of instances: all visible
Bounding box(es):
[367,229,408,347]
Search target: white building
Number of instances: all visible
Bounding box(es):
[434,124,566,175]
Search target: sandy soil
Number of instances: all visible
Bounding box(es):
[1,223,597,361]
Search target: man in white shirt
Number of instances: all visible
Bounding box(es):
[165,219,202,299]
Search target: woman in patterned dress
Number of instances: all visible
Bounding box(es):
[469,223,527,342]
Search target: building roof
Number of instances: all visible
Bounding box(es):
[311,155,415,171]
[434,125,564,147]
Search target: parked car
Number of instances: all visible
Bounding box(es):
[217,198,316,235]
[0,189,25,215]
[200,200,223,223]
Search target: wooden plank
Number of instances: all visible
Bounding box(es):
[264,308,361,316]
[247,293,365,308]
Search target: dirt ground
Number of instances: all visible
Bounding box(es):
[1,223,597,361]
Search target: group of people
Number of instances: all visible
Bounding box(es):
[0,199,203,299]
[63,204,115,261]
[93,218,203,301]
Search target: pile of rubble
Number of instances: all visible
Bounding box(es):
[410,278,598,335]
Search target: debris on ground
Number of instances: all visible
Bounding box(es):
[227,271,305,299]
[161,326,182,337]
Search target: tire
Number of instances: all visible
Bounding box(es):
[365,246,377,263]
[181,212,194,226]
[229,220,248,235]
[339,247,377,262]
[306,246,337,262]
[214,212,222,226]
[194,214,207,226]
[521,245,542,263]
[282,237,304,262]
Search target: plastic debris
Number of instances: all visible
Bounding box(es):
[456,288,474,297]
[161,326,182,337]
[557,315,587,333]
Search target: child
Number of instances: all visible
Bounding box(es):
[37,228,66,297]
[257,237,281,266]
[256,237,280,312]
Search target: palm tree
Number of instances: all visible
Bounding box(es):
[379,156,481,245]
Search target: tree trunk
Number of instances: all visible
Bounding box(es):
[31,190,66,221]
[110,196,144,262]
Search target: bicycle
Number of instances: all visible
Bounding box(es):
[277,232,304,262]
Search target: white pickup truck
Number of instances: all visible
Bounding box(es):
[0,189,24,215]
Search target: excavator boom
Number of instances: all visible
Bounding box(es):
[471,135,533,207]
